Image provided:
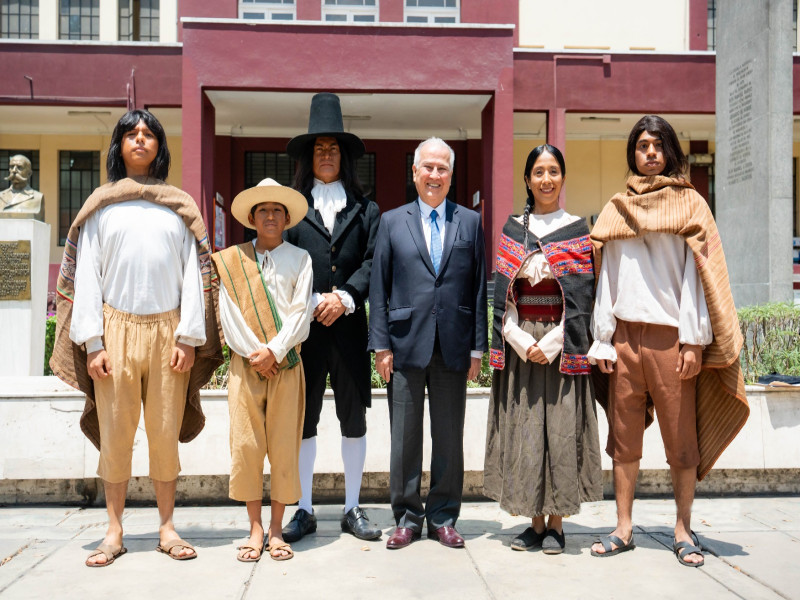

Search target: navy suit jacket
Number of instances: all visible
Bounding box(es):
[368,199,488,372]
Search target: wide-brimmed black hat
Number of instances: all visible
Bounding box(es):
[287,92,365,160]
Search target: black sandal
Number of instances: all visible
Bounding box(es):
[542,528,566,554]
[510,526,546,551]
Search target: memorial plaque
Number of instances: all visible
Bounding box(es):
[715,0,793,306]
[0,240,32,301]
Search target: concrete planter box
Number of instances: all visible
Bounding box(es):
[1,377,798,504]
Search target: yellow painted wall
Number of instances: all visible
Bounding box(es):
[0,134,183,264]
[518,0,689,51]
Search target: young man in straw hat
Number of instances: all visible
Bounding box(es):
[211,179,313,562]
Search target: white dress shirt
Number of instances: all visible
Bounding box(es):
[588,232,713,363]
[218,240,313,363]
[69,199,206,354]
[310,178,354,315]
[503,209,582,364]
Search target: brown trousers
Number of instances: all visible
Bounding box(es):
[227,353,305,503]
[606,319,700,469]
[94,305,190,483]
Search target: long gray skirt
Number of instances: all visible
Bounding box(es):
[484,321,603,518]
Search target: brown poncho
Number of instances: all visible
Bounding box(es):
[50,176,224,450]
[591,175,748,481]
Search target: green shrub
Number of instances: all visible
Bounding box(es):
[738,302,800,383]
[44,314,56,375]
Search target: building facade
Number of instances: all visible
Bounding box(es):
[1,0,799,287]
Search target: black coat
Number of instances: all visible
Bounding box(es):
[284,191,380,405]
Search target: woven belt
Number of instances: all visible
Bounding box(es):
[516,278,562,322]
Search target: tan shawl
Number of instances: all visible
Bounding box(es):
[49,176,224,450]
[591,175,748,480]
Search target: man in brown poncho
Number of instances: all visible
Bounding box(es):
[587,115,748,568]
[50,110,222,567]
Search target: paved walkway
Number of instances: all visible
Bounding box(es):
[0,497,797,599]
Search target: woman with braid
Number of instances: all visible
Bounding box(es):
[484,145,602,555]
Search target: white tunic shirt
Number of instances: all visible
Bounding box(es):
[503,209,582,364]
[218,240,313,363]
[588,232,713,362]
[69,199,206,354]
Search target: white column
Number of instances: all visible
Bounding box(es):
[159,0,178,43]
[39,0,58,39]
[99,0,119,41]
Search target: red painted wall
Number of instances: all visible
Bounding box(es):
[380,0,404,23]
[462,0,518,45]
[689,0,709,51]
[513,51,718,114]
[178,0,237,41]
[180,21,514,92]
[297,0,321,21]
[0,43,182,107]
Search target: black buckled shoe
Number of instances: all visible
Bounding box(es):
[340,506,382,540]
[282,508,317,543]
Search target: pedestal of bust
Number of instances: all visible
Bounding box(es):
[0,219,51,375]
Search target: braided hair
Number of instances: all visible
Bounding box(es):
[521,144,566,250]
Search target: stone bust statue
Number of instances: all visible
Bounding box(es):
[0,155,44,221]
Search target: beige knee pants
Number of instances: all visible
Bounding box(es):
[94,304,190,483]
[227,353,305,503]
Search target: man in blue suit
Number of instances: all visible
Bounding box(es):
[369,137,487,550]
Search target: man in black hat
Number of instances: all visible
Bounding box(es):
[282,92,382,542]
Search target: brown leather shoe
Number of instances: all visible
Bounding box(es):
[386,527,421,550]
[428,526,465,548]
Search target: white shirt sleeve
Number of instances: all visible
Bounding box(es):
[218,284,267,358]
[334,290,355,315]
[313,290,355,315]
[503,300,536,361]
[69,213,105,353]
[266,252,314,363]
[588,246,618,363]
[174,229,206,347]
[678,243,714,346]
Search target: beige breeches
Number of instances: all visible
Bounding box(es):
[227,353,305,503]
[94,304,190,483]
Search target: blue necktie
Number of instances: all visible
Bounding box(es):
[430,209,441,274]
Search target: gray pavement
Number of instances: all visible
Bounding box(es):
[0,497,797,600]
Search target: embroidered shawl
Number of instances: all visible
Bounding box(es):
[211,242,300,369]
[590,175,748,480]
[49,176,224,450]
[491,215,594,375]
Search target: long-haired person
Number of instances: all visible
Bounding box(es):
[484,144,602,554]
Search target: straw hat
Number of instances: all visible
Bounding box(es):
[231,178,308,230]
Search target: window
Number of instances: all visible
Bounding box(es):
[119,0,159,42]
[245,151,295,189]
[239,0,295,21]
[322,0,378,23]
[0,150,39,191]
[1,0,38,38]
[405,0,458,24]
[706,0,716,51]
[356,152,376,200]
[405,152,455,203]
[59,0,99,40]
[59,151,100,245]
